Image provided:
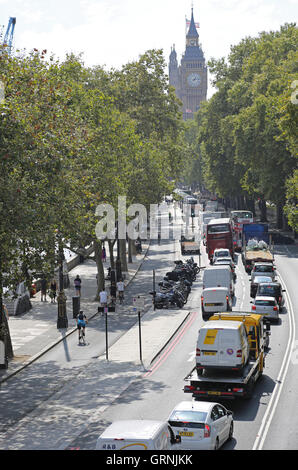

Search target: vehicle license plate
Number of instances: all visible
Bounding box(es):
[205,303,215,306]
[208,391,221,395]
[179,431,194,437]
[203,351,216,355]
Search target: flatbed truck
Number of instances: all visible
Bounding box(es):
[184,313,270,400]
[241,223,274,273]
[243,249,274,273]
[180,235,200,255]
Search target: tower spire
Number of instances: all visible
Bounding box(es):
[186,6,199,39]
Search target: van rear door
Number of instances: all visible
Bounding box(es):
[203,289,226,312]
[200,328,220,366]
[217,329,237,367]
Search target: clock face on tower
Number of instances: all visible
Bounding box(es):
[187,73,201,87]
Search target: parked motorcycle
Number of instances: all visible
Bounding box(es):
[149,289,185,308]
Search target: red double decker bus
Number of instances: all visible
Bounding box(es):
[206,218,234,261]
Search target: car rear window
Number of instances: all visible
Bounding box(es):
[216,251,229,257]
[168,411,207,428]
[258,286,280,296]
[255,266,273,272]
[255,300,276,306]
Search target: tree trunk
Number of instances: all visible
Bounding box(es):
[128,238,133,264]
[276,202,284,229]
[94,240,105,300]
[258,198,267,222]
[119,238,128,273]
[245,197,255,216]
[0,255,14,361]
[108,239,116,269]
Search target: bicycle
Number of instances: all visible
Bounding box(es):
[77,312,87,344]
[78,329,86,345]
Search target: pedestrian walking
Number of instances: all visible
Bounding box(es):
[40,277,47,302]
[50,279,57,303]
[102,245,106,263]
[117,278,125,304]
[74,275,82,297]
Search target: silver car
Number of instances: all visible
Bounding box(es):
[168,400,233,450]
[251,262,275,283]
[251,295,279,322]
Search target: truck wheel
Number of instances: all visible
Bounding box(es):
[244,379,254,399]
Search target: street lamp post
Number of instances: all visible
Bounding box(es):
[56,233,68,329]
[116,221,122,282]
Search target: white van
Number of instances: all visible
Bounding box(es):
[196,320,249,374]
[96,420,181,450]
[201,287,232,321]
[203,265,235,298]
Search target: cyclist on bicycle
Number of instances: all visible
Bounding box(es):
[76,310,87,341]
[117,279,124,304]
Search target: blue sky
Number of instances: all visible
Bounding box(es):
[1,0,297,97]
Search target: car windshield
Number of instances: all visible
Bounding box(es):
[255,300,276,306]
[168,410,207,428]
[208,224,230,233]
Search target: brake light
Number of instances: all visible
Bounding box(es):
[252,305,256,311]
[204,424,211,438]
[196,348,201,357]
[201,296,203,304]
[273,306,278,311]
[236,349,242,357]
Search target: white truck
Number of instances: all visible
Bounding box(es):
[184,313,269,400]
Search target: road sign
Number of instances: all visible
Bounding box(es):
[132,296,145,312]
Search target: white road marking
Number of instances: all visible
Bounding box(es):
[252,269,296,450]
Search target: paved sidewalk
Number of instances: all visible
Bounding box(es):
[0,207,204,450]
[0,204,198,387]
[0,241,151,383]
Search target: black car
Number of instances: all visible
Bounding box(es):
[256,282,286,312]
[250,276,273,298]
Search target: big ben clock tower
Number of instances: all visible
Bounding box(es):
[169,8,207,120]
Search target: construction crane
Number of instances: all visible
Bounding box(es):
[2,17,16,55]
